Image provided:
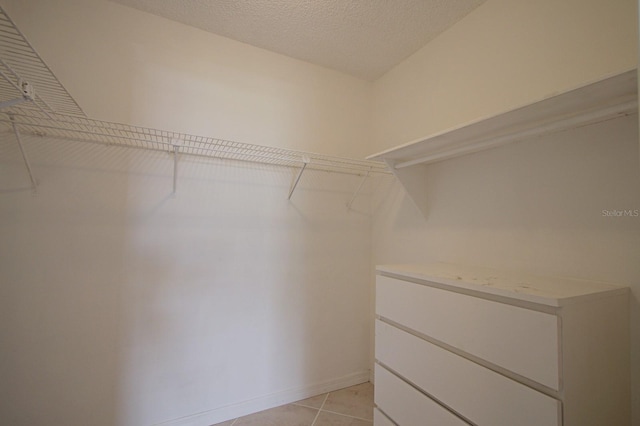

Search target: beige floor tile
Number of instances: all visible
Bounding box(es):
[294,393,328,409]
[321,383,374,421]
[233,403,318,426]
[313,411,372,425]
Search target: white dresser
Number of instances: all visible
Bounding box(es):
[373,263,630,426]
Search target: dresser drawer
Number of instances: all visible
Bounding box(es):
[375,364,469,426]
[376,320,561,426]
[376,274,560,389]
[373,408,395,426]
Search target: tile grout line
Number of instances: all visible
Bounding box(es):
[218,384,374,426]
[319,408,373,422]
[293,402,322,410]
[309,392,330,426]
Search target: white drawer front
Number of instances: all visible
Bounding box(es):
[376,274,560,389]
[376,320,561,426]
[374,408,397,426]
[375,364,469,426]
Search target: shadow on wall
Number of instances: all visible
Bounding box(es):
[0,133,374,426]
[0,133,130,426]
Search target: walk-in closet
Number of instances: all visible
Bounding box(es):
[1,1,638,425]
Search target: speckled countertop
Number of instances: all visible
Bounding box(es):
[376,263,628,307]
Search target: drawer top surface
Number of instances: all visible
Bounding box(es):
[377,263,628,307]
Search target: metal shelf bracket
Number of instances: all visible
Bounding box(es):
[172,140,181,194]
[347,168,371,210]
[288,156,310,200]
[0,78,35,110]
[0,97,29,110]
[10,115,37,191]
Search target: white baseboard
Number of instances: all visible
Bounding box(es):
[155,370,371,426]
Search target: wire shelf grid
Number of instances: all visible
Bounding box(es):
[0,108,389,176]
[0,5,387,181]
[0,6,85,116]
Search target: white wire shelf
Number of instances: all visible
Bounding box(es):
[0,107,389,177]
[0,6,85,116]
[0,5,388,198]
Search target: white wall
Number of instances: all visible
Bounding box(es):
[1,0,372,158]
[1,0,639,424]
[370,0,639,422]
[0,0,375,425]
[371,0,637,154]
[373,115,639,281]
[0,132,373,426]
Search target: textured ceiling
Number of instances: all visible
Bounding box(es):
[109,0,486,80]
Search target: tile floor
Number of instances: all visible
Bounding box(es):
[212,382,374,426]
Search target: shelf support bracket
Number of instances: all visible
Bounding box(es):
[288,156,310,200]
[384,159,430,218]
[172,142,180,195]
[0,97,29,110]
[0,75,35,111]
[347,168,371,210]
[10,116,37,191]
